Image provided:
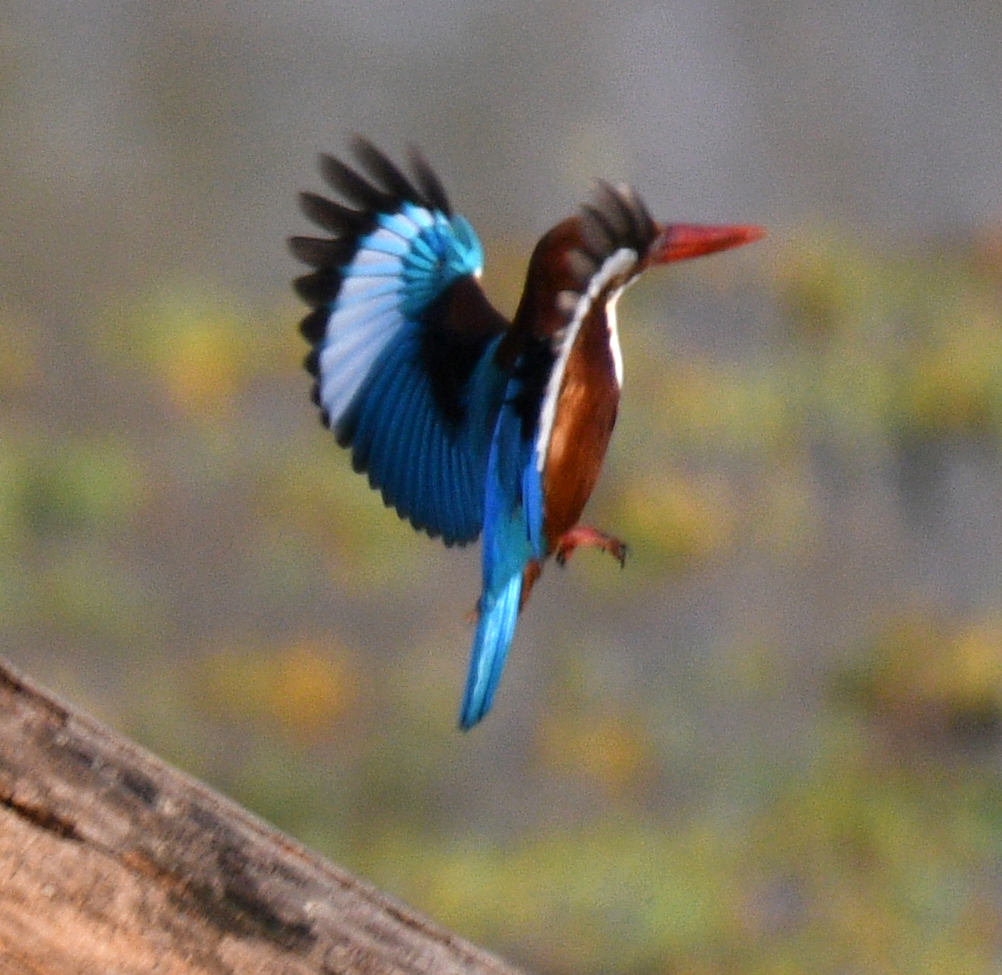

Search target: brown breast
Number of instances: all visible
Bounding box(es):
[540,305,620,552]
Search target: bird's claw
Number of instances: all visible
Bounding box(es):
[554,526,628,569]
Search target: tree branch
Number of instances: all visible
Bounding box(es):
[0,657,524,975]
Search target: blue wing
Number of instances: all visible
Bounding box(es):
[292,140,509,546]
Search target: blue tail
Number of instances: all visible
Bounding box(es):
[459,573,523,729]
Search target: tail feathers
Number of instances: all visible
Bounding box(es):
[459,573,523,730]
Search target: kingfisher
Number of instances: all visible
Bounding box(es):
[291,138,763,730]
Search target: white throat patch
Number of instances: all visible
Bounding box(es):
[534,246,636,472]
[605,285,626,389]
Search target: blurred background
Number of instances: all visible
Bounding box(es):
[3,0,1002,972]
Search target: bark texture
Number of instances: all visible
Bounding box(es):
[0,659,522,975]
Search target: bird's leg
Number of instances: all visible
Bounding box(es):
[554,526,628,568]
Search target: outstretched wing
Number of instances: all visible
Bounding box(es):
[292,138,509,546]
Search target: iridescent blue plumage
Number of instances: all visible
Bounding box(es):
[459,383,545,729]
[293,138,765,730]
[293,140,507,547]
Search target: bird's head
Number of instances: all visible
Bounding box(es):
[513,182,763,344]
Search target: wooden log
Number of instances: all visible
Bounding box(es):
[0,658,524,975]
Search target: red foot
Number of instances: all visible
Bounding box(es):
[555,526,628,568]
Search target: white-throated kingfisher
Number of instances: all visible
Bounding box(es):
[291,138,763,729]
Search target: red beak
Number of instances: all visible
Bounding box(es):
[649,223,766,264]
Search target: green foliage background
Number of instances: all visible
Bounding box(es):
[4,5,1002,973]
[5,226,1002,974]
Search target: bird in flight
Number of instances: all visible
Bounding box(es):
[291,138,763,729]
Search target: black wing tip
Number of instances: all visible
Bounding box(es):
[299,307,328,344]
[406,143,452,217]
[293,268,341,307]
[297,191,369,238]
[305,138,450,224]
[293,138,454,281]
[351,138,425,204]
[303,346,321,375]
[289,235,350,268]
[319,153,393,213]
